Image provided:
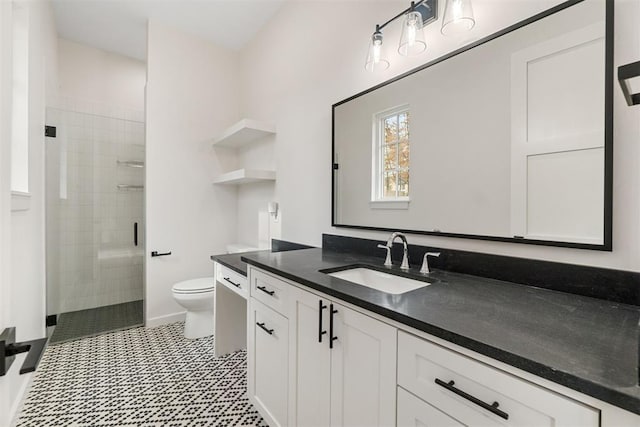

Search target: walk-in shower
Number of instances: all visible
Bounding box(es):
[45,105,145,343]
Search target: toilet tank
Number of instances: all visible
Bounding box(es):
[226,244,259,254]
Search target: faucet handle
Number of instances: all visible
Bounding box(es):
[420,252,441,274]
[377,244,392,267]
[400,252,410,270]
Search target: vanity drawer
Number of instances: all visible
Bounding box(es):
[397,331,599,426]
[216,264,248,298]
[397,386,464,427]
[249,268,290,315]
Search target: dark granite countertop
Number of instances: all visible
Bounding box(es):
[239,247,640,415]
[211,251,269,276]
[211,239,315,276]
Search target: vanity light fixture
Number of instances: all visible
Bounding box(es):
[365,0,474,72]
[366,0,437,71]
[398,9,427,56]
[441,0,476,35]
[365,26,390,72]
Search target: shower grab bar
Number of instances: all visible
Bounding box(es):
[117,160,144,168]
[117,184,144,190]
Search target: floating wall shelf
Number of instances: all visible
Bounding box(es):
[212,119,276,148]
[213,169,276,185]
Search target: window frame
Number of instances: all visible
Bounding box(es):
[370,104,410,210]
[10,1,30,211]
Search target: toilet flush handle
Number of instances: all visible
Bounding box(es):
[151,251,172,257]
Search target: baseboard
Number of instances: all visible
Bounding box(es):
[8,368,33,426]
[146,311,185,328]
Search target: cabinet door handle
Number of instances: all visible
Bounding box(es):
[318,300,327,342]
[256,322,274,335]
[134,222,138,247]
[329,304,338,349]
[224,277,241,288]
[434,378,509,420]
[257,285,275,296]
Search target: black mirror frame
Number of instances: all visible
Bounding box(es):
[331,0,613,251]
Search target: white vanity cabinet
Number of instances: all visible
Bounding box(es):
[397,387,466,427]
[246,266,397,427]
[397,331,599,427]
[247,298,289,427]
[289,284,397,427]
[246,269,291,427]
[245,266,640,427]
[250,267,290,314]
[213,263,248,357]
[216,264,248,298]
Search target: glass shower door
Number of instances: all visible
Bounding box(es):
[45,106,145,343]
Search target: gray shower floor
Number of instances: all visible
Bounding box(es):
[49,300,143,344]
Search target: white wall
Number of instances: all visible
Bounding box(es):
[145,21,240,326]
[0,2,15,422]
[235,139,276,247]
[57,38,145,112]
[0,0,58,424]
[239,0,640,272]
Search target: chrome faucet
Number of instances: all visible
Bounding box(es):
[420,252,441,274]
[377,244,392,267]
[377,232,410,270]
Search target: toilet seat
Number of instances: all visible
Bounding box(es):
[172,277,214,294]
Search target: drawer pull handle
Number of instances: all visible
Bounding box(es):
[434,378,509,420]
[318,300,327,343]
[329,304,338,349]
[256,322,274,335]
[257,285,275,296]
[224,277,241,288]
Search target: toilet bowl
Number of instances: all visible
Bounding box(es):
[172,277,214,339]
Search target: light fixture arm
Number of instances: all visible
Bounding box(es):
[376,0,428,32]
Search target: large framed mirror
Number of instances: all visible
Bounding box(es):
[332,0,612,250]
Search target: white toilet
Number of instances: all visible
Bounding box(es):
[172,277,215,339]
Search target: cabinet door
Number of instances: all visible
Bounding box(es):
[290,286,332,427]
[397,387,465,427]
[329,302,397,427]
[248,298,288,427]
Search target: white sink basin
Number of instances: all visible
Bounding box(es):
[327,267,430,295]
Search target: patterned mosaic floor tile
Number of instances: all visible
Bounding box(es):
[17,323,268,427]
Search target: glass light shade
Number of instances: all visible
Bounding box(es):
[398,11,427,56]
[441,0,475,35]
[365,31,390,72]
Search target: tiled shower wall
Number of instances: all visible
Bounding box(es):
[46,101,144,315]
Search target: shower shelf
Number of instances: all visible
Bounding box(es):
[117,184,144,191]
[117,160,145,168]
